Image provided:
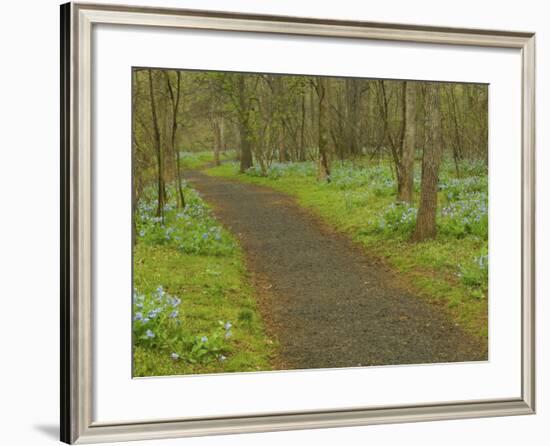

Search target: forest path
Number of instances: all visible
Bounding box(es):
[184,169,487,369]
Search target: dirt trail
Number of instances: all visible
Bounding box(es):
[185,169,487,369]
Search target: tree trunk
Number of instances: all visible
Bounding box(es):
[398,81,417,203]
[219,116,225,162]
[299,91,306,161]
[412,82,443,241]
[237,76,253,173]
[345,78,360,156]
[164,71,185,209]
[147,69,165,220]
[379,80,404,194]
[448,85,463,178]
[213,116,223,167]
[317,77,331,182]
[239,125,253,173]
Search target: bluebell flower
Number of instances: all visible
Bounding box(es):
[218,355,227,362]
[171,352,179,360]
[134,312,143,321]
[170,310,178,319]
[139,230,145,237]
[225,330,232,339]
[201,336,208,343]
[224,321,232,330]
[146,329,155,339]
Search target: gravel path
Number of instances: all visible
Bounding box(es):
[185,170,487,370]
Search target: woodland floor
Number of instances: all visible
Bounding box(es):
[184,168,487,370]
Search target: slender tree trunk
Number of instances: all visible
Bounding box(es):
[398,81,417,203]
[147,69,165,220]
[379,80,404,193]
[448,85,463,178]
[213,116,223,167]
[413,82,443,241]
[317,77,331,182]
[278,117,286,163]
[345,78,359,156]
[310,86,316,153]
[219,116,225,162]
[239,125,253,173]
[164,71,185,209]
[174,150,185,208]
[237,76,253,172]
[299,91,306,161]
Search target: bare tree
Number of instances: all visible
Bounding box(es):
[315,76,331,182]
[164,70,185,209]
[398,81,417,203]
[345,78,360,156]
[147,69,166,220]
[237,76,254,173]
[211,115,224,167]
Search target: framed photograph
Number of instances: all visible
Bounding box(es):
[61,2,535,443]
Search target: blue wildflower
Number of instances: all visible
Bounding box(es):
[148,309,160,319]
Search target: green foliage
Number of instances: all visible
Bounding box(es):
[438,177,488,238]
[133,182,275,376]
[241,159,489,244]
[238,309,254,326]
[245,162,316,180]
[133,286,232,364]
[458,248,489,297]
[179,150,214,169]
[439,197,488,238]
[178,150,237,170]
[330,163,395,195]
[136,183,237,256]
[372,202,418,237]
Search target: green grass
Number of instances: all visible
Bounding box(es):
[133,181,275,376]
[205,161,488,342]
[179,150,237,170]
[133,245,276,376]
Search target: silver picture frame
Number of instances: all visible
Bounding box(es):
[60,2,536,443]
